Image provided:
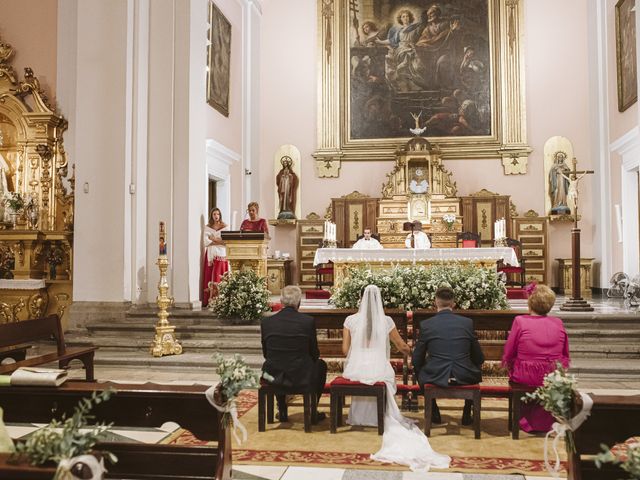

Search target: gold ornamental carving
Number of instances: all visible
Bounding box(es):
[524,209,541,217]
[150,253,182,358]
[305,212,322,220]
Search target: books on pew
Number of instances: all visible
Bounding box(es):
[7,367,68,387]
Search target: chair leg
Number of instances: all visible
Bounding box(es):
[258,389,266,432]
[507,394,512,432]
[267,392,275,424]
[473,392,481,439]
[330,392,337,434]
[512,395,521,440]
[303,393,312,433]
[337,395,344,427]
[424,392,433,435]
[377,389,385,435]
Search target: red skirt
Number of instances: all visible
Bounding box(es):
[202,252,229,306]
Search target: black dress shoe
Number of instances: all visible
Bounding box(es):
[276,409,288,422]
[431,411,442,424]
[461,412,473,426]
[312,412,327,424]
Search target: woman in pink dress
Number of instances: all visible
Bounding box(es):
[502,284,570,433]
[202,208,229,306]
[240,202,270,237]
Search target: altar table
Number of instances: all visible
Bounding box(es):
[314,247,519,288]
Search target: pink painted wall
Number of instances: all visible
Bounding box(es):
[0,0,58,103]
[205,0,242,155]
[260,0,595,288]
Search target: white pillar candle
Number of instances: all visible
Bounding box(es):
[494,221,498,239]
[232,211,238,231]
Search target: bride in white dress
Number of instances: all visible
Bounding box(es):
[341,285,451,472]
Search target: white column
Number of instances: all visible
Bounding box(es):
[611,127,640,276]
[242,0,262,208]
[589,0,613,288]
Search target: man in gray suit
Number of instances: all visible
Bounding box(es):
[412,287,484,425]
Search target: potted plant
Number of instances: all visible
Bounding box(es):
[441,213,456,231]
[211,269,270,323]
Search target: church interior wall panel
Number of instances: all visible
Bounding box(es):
[0,0,58,103]
[205,0,243,154]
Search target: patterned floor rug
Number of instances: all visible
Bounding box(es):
[171,390,565,476]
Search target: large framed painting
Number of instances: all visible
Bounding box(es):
[314,0,530,176]
[207,1,231,117]
[616,0,638,112]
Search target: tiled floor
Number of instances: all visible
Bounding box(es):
[233,465,560,479]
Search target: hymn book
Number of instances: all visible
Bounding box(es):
[8,367,68,387]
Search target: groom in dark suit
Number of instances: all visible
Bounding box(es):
[412,287,484,425]
[261,285,327,422]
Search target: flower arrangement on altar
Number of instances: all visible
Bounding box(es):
[209,353,259,444]
[330,263,508,310]
[11,390,116,479]
[211,269,270,322]
[441,213,456,231]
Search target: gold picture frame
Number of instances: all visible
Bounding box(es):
[207,1,231,117]
[615,0,638,113]
[314,0,531,177]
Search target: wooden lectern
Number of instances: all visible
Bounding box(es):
[221,232,268,278]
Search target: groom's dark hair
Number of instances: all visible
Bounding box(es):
[435,287,455,308]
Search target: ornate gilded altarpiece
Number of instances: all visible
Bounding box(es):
[314,0,530,177]
[0,37,74,325]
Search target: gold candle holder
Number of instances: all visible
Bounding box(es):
[150,222,182,357]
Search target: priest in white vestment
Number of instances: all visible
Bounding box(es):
[405,222,431,249]
[352,228,383,250]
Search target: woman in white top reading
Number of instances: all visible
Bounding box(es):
[202,208,229,306]
[352,227,383,250]
[405,221,431,249]
[341,285,450,472]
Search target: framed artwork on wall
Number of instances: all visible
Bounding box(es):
[314,0,531,176]
[207,1,231,117]
[615,0,638,112]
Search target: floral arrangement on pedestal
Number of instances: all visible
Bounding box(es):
[596,442,640,478]
[330,263,508,310]
[210,353,260,444]
[211,269,270,323]
[441,213,456,231]
[10,390,116,479]
[46,245,65,280]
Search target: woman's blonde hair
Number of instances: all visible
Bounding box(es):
[528,284,556,315]
[247,201,259,211]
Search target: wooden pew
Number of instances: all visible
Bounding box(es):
[568,393,640,480]
[0,315,97,381]
[0,381,232,480]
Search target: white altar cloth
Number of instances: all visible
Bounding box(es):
[313,247,519,267]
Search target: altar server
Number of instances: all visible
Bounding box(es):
[352,227,383,250]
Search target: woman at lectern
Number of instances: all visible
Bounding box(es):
[240,202,270,237]
[202,207,229,306]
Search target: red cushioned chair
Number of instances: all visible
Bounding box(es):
[329,376,386,435]
[497,238,526,288]
[456,231,481,248]
[315,261,334,290]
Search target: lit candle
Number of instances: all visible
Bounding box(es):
[159,221,167,255]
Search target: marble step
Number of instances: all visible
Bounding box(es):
[65,334,262,352]
[80,323,260,336]
[93,351,265,370]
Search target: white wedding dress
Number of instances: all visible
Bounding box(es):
[342,285,450,472]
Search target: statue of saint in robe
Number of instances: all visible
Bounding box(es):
[276,156,298,220]
[548,151,571,215]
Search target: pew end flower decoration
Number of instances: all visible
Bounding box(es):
[208,353,259,444]
[10,390,116,480]
[595,441,640,478]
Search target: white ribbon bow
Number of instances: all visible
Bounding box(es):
[205,385,248,445]
[543,391,594,478]
[56,454,106,480]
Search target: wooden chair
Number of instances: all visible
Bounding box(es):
[315,261,334,289]
[0,381,232,480]
[456,231,481,248]
[497,238,526,287]
[258,380,316,433]
[329,376,386,435]
[0,315,97,380]
[423,383,481,439]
